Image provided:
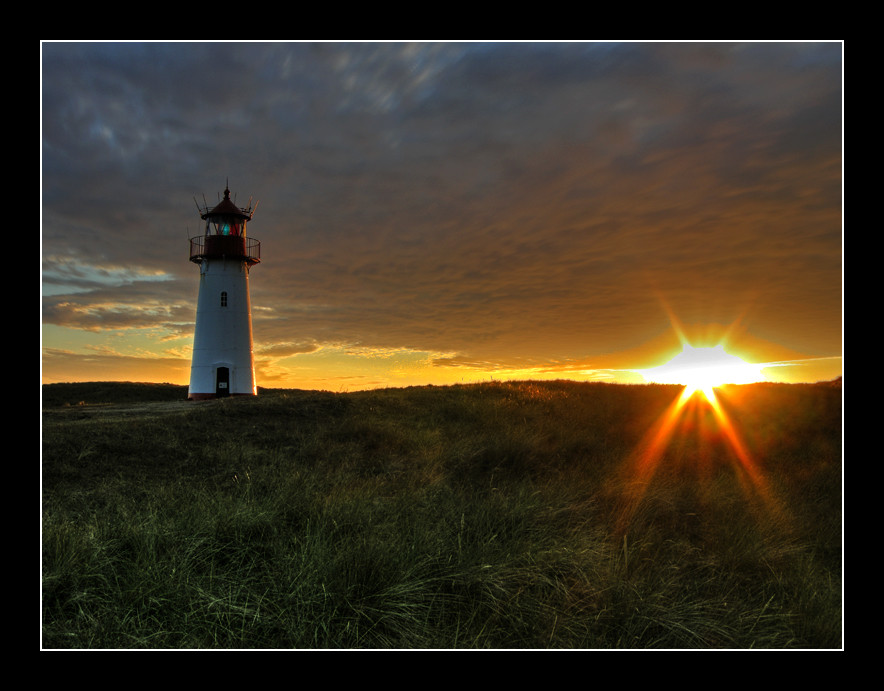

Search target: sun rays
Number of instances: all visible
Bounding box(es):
[612,373,781,537]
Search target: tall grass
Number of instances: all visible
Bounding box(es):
[42,380,842,648]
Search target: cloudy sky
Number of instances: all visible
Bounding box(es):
[41,41,842,391]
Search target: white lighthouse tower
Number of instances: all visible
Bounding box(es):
[188,183,261,400]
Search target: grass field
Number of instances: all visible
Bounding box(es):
[41,379,842,649]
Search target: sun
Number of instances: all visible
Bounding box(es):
[615,341,775,535]
[640,343,765,400]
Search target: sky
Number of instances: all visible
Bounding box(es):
[41,41,843,392]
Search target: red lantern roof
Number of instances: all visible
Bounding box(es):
[202,186,252,220]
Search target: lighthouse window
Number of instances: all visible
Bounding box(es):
[220,291,228,307]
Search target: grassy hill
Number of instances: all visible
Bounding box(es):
[41,380,842,649]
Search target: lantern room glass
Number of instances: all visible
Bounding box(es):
[206,217,244,237]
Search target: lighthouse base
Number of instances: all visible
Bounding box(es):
[188,362,257,400]
[187,392,257,401]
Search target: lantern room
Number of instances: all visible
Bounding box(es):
[190,185,260,266]
[202,186,250,237]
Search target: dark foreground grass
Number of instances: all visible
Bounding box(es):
[41,380,842,649]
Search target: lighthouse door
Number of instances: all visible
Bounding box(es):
[216,367,230,397]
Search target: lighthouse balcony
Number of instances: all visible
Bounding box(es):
[190,235,261,264]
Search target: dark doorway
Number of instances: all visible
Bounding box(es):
[216,367,230,397]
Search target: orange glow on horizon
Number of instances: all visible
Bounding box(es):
[639,343,766,399]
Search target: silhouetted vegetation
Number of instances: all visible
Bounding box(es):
[41,381,188,407]
[41,380,842,648]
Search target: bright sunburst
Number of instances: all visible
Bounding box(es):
[641,343,765,400]
[613,341,775,535]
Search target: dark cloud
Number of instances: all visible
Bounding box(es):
[42,41,842,386]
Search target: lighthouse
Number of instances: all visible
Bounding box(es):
[188,184,261,400]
